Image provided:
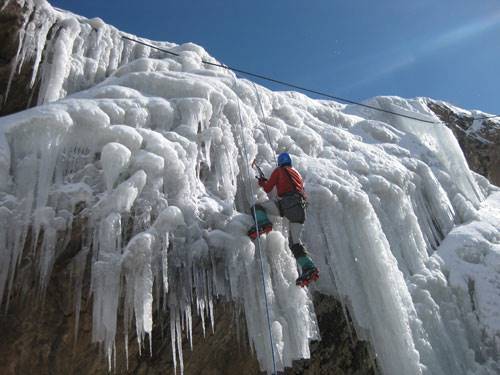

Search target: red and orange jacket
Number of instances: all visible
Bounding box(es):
[260,166,305,198]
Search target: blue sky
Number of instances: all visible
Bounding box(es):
[51,0,500,114]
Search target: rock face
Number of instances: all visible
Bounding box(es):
[0,293,375,375]
[0,0,42,116]
[284,295,375,375]
[427,100,500,186]
[0,261,262,375]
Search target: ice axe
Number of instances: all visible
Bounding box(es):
[251,159,266,180]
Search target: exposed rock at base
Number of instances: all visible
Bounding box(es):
[0,254,375,374]
[286,294,376,375]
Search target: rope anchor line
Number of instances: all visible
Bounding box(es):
[121,35,499,124]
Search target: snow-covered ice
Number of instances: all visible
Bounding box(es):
[0,1,499,374]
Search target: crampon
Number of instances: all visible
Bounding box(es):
[248,223,273,240]
[295,267,320,287]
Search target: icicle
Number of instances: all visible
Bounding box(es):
[28,6,56,88]
[37,18,81,104]
[91,213,123,367]
[209,295,215,334]
[186,304,193,350]
[162,232,169,293]
[122,232,154,355]
[6,14,41,100]
[124,330,129,371]
[0,207,13,306]
[170,310,178,374]
[4,32,25,105]
[1,0,12,12]
[176,311,184,375]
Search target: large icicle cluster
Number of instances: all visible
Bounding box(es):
[2,0,173,107]
[1,1,499,374]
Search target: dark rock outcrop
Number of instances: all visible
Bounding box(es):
[427,100,500,186]
[0,0,42,116]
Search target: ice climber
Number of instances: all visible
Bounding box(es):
[250,152,319,287]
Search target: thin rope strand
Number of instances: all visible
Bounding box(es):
[121,35,500,124]
[235,85,277,374]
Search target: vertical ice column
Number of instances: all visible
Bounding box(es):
[3,0,33,105]
[32,207,67,295]
[38,18,80,104]
[0,108,72,309]
[122,232,155,355]
[0,207,13,306]
[263,231,319,369]
[308,186,424,375]
[364,174,429,276]
[101,142,132,191]
[205,224,319,374]
[152,206,185,294]
[91,212,123,370]
[379,98,484,207]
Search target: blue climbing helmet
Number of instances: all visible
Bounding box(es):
[277,152,292,167]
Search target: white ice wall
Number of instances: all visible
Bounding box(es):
[0,2,499,374]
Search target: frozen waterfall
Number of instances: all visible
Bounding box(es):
[0,1,499,374]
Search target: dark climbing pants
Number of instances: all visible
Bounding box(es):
[258,199,309,259]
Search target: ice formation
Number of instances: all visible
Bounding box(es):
[1,1,499,374]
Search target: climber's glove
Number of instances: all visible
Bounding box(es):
[258,177,267,187]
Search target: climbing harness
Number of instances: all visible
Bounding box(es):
[235,81,278,374]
